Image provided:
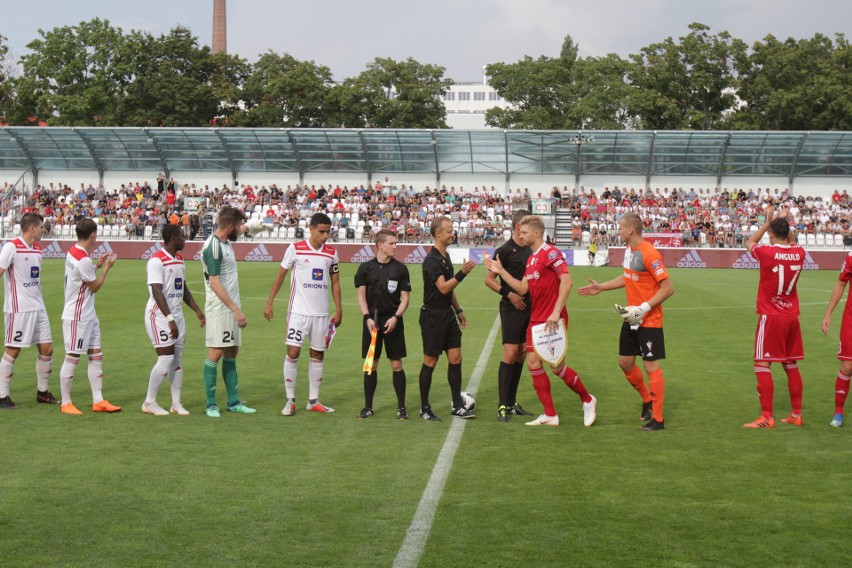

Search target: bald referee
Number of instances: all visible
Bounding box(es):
[354,229,411,419]
[485,209,533,422]
[418,216,477,421]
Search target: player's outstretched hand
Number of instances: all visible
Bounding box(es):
[264,303,274,321]
[778,205,790,219]
[578,278,602,296]
[461,258,477,274]
[483,254,503,274]
[822,314,832,336]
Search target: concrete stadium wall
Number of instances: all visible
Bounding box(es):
[580,174,647,191]
[649,175,718,191]
[793,177,852,198]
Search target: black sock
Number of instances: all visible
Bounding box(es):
[509,362,525,406]
[498,361,512,407]
[392,370,407,409]
[419,364,435,409]
[364,371,378,409]
[448,363,463,408]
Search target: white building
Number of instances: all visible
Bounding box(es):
[443,72,510,129]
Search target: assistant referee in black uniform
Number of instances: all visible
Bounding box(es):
[355,229,412,419]
[485,209,534,422]
[419,216,477,421]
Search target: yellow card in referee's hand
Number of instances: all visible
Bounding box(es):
[363,328,379,372]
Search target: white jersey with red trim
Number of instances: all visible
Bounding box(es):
[0,238,46,313]
[281,240,339,317]
[62,244,98,322]
[145,249,185,317]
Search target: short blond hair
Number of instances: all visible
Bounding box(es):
[519,215,545,235]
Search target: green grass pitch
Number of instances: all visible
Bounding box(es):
[2,259,852,567]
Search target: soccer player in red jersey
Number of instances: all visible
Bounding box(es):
[821,252,852,427]
[485,215,596,427]
[579,212,674,431]
[743,205,806,428]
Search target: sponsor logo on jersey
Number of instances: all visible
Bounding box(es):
[732,252,759,269]
[31,266,40,279]
[93,242,113,258]
[350,246,376,263]
[547,250,559,261]
[404,246,429,264]
[803,251,819,270]
[175,278,183,290]
[141,243,163,260]
[676,249,706,268]
[42,240,65,259]
[312,268,324,281]
[245,243,274,262]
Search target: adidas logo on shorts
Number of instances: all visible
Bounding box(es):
[141,243,163,260]
[404,246,429,264]
[245,243,274,261]
[93,242,113,258]
[42,240,65,259]
[732,252,759,269]
[350,246,375,263]
[676,249,706,268]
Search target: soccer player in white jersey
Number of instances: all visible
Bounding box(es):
[200,206,255,418]
[264,212,342,416]
[142,225,205,416]
[59,218,120,414]
[0,213,57,409]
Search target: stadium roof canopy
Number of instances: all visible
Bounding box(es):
[0,127,850,187]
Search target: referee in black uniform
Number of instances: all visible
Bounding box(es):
[485,209,534,422]
[419,216,477,421]
[355,229,412,419]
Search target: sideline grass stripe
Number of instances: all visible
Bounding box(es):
[393,315,501,568]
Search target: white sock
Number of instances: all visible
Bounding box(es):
[145,354,174,404]
[36,354,53,392]
[0,353,14,398]
[284,357,298,400]
[308,358,323,401]
[88,353,104,403]
[60,356,79,405]
[169,347,183,406]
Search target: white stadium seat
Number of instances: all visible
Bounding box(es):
[816,233,826,247]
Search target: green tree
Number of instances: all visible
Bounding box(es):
[236,51,334,127]
[628,22,747,130]
[485,54,572,129]
[563,54,637,130]
[733,33,852,130]
[0,35,15,122]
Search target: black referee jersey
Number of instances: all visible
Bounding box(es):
[493,238,532,308]
[421,247,454,308]
[354,257,412,316]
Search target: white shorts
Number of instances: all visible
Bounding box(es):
[286,313,330,351]
[206,310,241,348]
[5,310,52,348]
[145,308,186,349]
[63,318,101,355]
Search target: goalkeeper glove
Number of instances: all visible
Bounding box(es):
[615,303,651,328]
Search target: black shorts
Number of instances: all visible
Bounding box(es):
[419,305,462,356]
[500,302,530,345]
[619,323,666,361]
[361,315,407,361]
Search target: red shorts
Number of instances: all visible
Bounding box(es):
[838,311,852,360]
[525,310,569,353]
[753,314,804,362]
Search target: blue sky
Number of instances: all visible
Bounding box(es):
[2,0,850,81]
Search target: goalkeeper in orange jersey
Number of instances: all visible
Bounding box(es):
[579,213,674,431]
[354,230,412,419]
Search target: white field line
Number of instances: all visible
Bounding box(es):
[392,315,501,568]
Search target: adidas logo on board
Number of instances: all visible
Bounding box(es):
[732,252,759,269]
[245,243,274,262]
[676,249,706,268]
[141,243,163,260]
[42,240,65,259]
[404,246,429,264]
[350,246,375,263]
[93,242,113,258]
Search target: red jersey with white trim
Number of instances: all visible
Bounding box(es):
[0,238,45,313]
[146,249,185,317]
[62,244,98,321]
[281,240,339,317]
[524,243,569,322]
[752,243,806,316]
[838,252,852,320]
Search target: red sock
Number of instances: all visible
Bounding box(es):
[530,367,556,416]
[783,363,802,416]
[556,365,592,403]
[647,368,665,422]
[623,365,651,403]
[835,371,850,415]
[754,365,774,418]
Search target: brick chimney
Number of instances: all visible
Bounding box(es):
[212,0,227,54]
